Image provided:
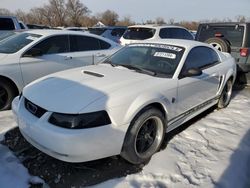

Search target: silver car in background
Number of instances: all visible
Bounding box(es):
[0,29,120,110]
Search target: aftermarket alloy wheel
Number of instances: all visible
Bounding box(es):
[205,37,231,53]
[0,80,16,111]
[121,107,165,164]
[218,79,233,108]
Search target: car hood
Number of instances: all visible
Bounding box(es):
[23,64,157,114]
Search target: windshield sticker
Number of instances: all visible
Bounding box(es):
[26,36,39,41]
[154,52,176,59]
[129,43,183,52]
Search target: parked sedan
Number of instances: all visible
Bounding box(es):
[12,39,236,164]
[0,30,120,110]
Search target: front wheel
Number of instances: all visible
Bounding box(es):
[0,80,16,111]
[121,108,166,164]
[218,79,233,108]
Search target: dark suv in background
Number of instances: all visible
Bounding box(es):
[196,22,250,84]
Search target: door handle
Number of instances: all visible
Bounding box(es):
[96,54,106,57]
[64,56,73,60]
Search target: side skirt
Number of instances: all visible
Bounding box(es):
[166,97,219,133]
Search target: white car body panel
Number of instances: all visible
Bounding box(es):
[120,25,193,45]
[12,39,237,162]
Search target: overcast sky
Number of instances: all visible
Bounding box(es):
[1,0,250,22]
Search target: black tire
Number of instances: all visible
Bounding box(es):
[205,37,231,53]
[121,107,166,164]
[218,79,233,109]
[0,79,16,111]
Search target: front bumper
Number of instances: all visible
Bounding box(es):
[12,97,128,162]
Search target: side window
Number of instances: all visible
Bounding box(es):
[169,28,183,39]
[19,23,25,29]
[159,28,171,38]
[182,46,220,73]
[99,39,111,49]
[160,28,193,40]
[180,29,194,40]
[33,35,69,55]
[111,28,126,37]
[70,35,101,52]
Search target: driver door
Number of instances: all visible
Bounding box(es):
[177,46,222,116]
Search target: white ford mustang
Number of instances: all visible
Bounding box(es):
[12,39,236,164]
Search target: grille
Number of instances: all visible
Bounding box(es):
[24,98,47,118]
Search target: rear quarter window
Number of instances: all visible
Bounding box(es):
[196,25,244,47]
[70,35,105,51]
[99,39,111,49]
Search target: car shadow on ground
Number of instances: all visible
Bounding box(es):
[1,127,143,188]
[215,129,250,188]
[1,105,217,188]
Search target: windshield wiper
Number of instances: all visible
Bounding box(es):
[118,64,156,76]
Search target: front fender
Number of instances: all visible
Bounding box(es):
[0,66,23,93]
[123,90,177,126]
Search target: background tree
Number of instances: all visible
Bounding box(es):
[48,0,66,26]
[116,16,135,26]
[0,8,12,16]
[235,15,246,23]
[0,6,249,28]
[155,17,166,25]
[15,9,28,23]
[66,0,90,26]
[97,10,119,26]
[80,15,98,27]
[168,18,175,25]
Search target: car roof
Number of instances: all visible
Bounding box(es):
[21,29,119,46]
[128,24,186,29]
[24,29,103,38]
[133,39,211,49]
[0,16,17,19]
[89,26,127,29]
[199,22,250,26]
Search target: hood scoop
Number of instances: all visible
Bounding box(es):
[83,71,104,78]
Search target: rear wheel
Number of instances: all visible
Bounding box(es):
[0,80,16,111]
[121,108,165,164]
[218,79,233,108]
[205,37,231,53]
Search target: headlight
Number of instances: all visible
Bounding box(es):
[48,111,111,129]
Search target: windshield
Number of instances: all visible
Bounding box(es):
[103,43,185,77]
[123,27,156,40]
[0,18,15,30]
[0,31,17,41]
[0,33,42,53]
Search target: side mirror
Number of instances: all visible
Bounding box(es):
[23,48,42,57]
[182,68,202,77]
